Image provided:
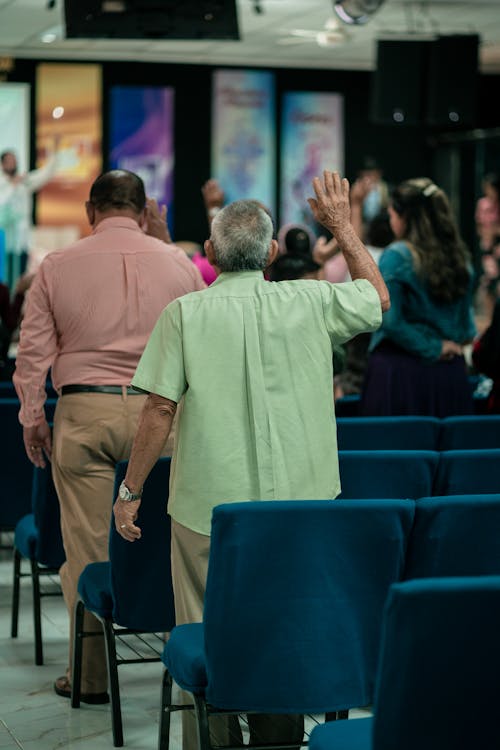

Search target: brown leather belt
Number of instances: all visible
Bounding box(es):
[61,385,143,395]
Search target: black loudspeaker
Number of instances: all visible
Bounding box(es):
[64,0,239,40]
[370,40,431,126]
[426,35,479,127]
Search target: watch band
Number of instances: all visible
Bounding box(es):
[119,480,143,501]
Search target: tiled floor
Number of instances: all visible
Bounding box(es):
[0,539,370,749]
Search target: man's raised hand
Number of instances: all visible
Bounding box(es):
[307,170,351,236]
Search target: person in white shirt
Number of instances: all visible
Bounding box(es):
[0,137,61,288]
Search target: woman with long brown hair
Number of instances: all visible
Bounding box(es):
[361,177,476,417]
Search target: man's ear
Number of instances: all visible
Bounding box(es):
[85,201,95,227]
[137,208,147,229]
[205,239,216,266]
[266,239,279,267]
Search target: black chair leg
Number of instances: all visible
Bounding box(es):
[158,669,172,750]
[11,548,21,638]
[325,710,349,721]
[71,599,85,708]
[31,558,43,665]
[194,695,211,750]
[103,618,123,747]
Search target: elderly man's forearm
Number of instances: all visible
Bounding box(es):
[335,226,390,311]
[124,394,177,492]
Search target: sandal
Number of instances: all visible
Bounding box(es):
[54,674,110,705]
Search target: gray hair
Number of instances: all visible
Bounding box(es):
[210,200,273,272]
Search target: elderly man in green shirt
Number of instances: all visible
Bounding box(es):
[114,171,390,749]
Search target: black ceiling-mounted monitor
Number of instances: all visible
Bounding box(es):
[64,0,240,40]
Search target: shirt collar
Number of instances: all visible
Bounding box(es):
[211,270,265,286]
[92,216,142,235]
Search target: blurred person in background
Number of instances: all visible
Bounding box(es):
[361,177,476,417]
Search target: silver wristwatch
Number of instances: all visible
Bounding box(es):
[118,480,143,502]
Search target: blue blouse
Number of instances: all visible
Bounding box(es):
[370,241,476,361]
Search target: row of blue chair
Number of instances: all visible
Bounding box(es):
[336,415,500,450]
[69,482,500,747]
[2,406,496,535]
[338,449,500,498]
[12,454,500,746]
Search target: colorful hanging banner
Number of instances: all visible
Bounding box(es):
[280,92,344,231]
[0,83,30,173]
[212,69,276,215]
[0,83,30,282]
[36,63,102,237]
[109,86,175,233]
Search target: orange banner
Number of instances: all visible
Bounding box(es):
[36,63,102,237]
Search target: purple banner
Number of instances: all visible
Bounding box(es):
[109,86,174,230]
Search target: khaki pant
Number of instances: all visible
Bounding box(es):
[171,519,304,750]
[52,390,174,694]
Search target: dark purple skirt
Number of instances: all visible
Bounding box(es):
[360,341,474,418]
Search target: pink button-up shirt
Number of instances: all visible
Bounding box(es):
[14,216,205,426]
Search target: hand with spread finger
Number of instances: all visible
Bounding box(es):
[307,170,352,237]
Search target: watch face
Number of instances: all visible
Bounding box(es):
[119,483,129,500]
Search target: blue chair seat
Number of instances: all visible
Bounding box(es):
[77,561,113,619]
[14,514,37,559]
[310,717,373,750]
[163,623,207,694]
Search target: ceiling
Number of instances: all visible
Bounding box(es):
[0,0,500,73]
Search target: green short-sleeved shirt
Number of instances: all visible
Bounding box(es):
[132,271,382,534]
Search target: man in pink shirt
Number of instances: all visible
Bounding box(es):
[13,169,205,703]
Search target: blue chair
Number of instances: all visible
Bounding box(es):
[0,398,34,534]
[404,494,500,579]
[0,398,57,538]
[71,456,174,748]
[434,449,500,495]
[11,465,65,665]
[336,417,440,451]
[160,499,415,750]
[308,576,500,750]
[439,415,500,450]
[335,394,360,417]
[338,450,439,499]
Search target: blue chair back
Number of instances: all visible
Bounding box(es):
[110,457,175,632]
[337,417,440,451]
[434,449,500,495]
[32,465,65,568]
[372,577,500,750]
[439,415,500,450]
[0,382,16,398]
[335,394,360,417]
[0,398,33,529]
[338,450,439,499]
[404,494,500,579]
[202,499,415,713]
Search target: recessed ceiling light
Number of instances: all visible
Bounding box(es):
[40,26,62,43]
